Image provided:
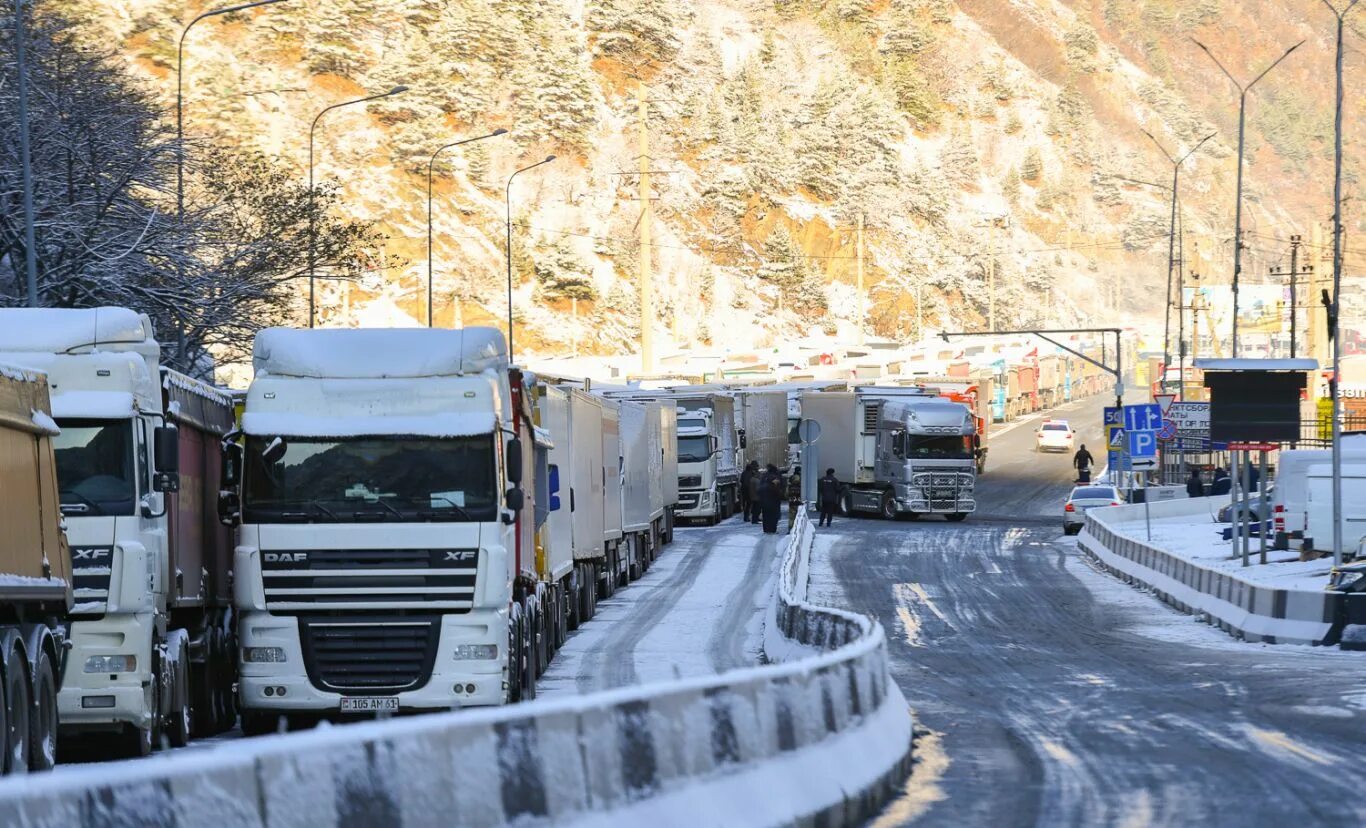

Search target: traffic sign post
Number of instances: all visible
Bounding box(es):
[1154,393,1176,415]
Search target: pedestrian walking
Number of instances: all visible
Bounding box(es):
[759,463,783,534]
[746,464,762,524]
[1185,468,1204,499]
[786,466,802,533]
[739,461,758,523]
[1073,444,1094,483]
[817,467,840,528]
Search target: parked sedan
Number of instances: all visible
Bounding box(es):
[1216,486,1275,523]
[1063,484,1123,535]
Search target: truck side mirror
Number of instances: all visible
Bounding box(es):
[154,425,180,492]
[218,491,241,527]
[738,428,747,450]
[507,437,524,485]
[504,487,525,523]
[221,441,243,488]
[709,434,720,456]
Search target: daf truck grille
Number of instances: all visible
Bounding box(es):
[300,617,439,694]
[70,545,114,618]
[261,548,478,613]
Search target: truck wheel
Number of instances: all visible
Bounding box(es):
[28,647,57,771]
[122,720,153,759]
[520,601,537,701]
[839,490,853,517]
[3,644,30,774]
[168,638,192,748]
[193,628,217,737]
[507,615,523,703]
[217,623,239,733]
[946,513,968,523]
[879,493,897,520]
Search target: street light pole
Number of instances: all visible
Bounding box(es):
[307,85,407,327]
[1192,38,1304,357]
[176,0,292,222]
[426,128,508,327]
[13,0,40,307]
[1140,129,1215,389]
[1320,0,1360,566]
[504,156,556,361]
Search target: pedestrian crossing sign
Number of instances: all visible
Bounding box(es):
[1107,425,1124,450]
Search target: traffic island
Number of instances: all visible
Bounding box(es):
[1078,497,1365,647]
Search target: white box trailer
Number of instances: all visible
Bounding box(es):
[735,390,789,471]
[620,401,653,534]
[658,401,679,542]
[567,389,606,564]
[1304,464,1366,555]
[1271,448,1366,546]
[533,385,574,584]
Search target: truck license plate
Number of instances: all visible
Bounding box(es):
[340,696,399,713]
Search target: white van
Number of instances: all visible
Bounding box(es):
[1271,449,1366,546]
[1304,464,1366,555]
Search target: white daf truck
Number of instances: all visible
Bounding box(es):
[800,389,977,520]
[224,327,551,728]
[0,308,235,757]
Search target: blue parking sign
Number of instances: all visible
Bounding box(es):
[1127,429,1157,458]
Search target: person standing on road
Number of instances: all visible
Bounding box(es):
[739,461,758,523]
[1073,444,1094,482]
[1186,467,1205,498]
[759,463,783,534]
[1210,467,1231,496]
[746,464,762,524]
[786,465,803,533]
[817,468,840,527]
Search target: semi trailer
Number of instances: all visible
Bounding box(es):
[800,389,977,520]
[0,365,71,775]
[0,308,235,758]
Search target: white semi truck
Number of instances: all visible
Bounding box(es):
[0,308,236,757]
[800,389,977,520]
[0,364,70,774]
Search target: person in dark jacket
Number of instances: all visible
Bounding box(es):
[817,468,840,527]
[759,464,784,533]
[786,466,803,533]
[1209,467,1231,496]
[1186,468,1204,498]
[1073,444,1094,482]
[739,461,758,523]
[746,465,762,524]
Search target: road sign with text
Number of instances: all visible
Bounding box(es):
[1104,406,1122,427]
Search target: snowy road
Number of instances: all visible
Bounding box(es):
[809,395,1366,826]
[538,523,782,696]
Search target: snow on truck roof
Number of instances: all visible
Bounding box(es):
[0,307,155,353]
[253,327,508,379]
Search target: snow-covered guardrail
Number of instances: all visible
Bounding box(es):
[0,508,911,827]
[1078,498,1357,646]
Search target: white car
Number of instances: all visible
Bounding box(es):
[1035,420,1075,453]
[1063,484,1123,535]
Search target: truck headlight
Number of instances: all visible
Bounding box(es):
[84,655,136,673]
[452,644,498,661]
[243,647,287,663]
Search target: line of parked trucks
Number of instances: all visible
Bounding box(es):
[0,309,707,770]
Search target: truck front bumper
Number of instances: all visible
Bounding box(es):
[674,488,717,518]
[57,613,156,733]
[238,608,509,712]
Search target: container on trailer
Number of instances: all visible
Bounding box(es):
[735,389,789,471]
[534,384,575,584]
[567,389,607,562]
[659,402,679,508]
[601,396,623,545]
[619,401,653,534]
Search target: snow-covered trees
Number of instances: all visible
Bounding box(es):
[586,0,682,63]
[534,240,596,302]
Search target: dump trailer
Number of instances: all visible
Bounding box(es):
[224,327,564,723]
[734,390,790,472]
[0,307,234,758]
[800,389,977,520]
[0,365,71,775]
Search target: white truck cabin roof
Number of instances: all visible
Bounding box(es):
[0,307,158,359]
[882,399,975,433]
[0,351,158,418]
[252,327,508,379]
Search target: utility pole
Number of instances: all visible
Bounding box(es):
[1270,236,1311,359]
[637,80,654,374]
[856,212,866,345]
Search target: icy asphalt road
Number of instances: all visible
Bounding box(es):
[808,394,1366,827]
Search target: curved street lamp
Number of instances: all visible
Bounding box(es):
[177,0,294,221]
[307,85,408,327]
[504,156,556,360]
[426,128,509,327]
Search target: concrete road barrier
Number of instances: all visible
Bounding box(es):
[1078,498,1361,646]
[0,508,911,827]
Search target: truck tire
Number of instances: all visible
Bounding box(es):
[520,600,537,701]
[507,614,523,703]
[879,493,897,521]
[4,642,30,774]
[946,512,968,523]
[839,490,853,517]
[216,621,239,734]
[168,637,192,748]
[28,646,57,772]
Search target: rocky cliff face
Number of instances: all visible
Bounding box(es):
[60,0,1354,358]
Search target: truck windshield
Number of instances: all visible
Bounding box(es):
[907,435,973,460]
[52,418,137,516]
[678,436,712,463]
[243,435,497,523]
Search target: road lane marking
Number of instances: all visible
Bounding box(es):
[1040,739,1081,768]
[869,727,950,827]
[1243,726,1339,767]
